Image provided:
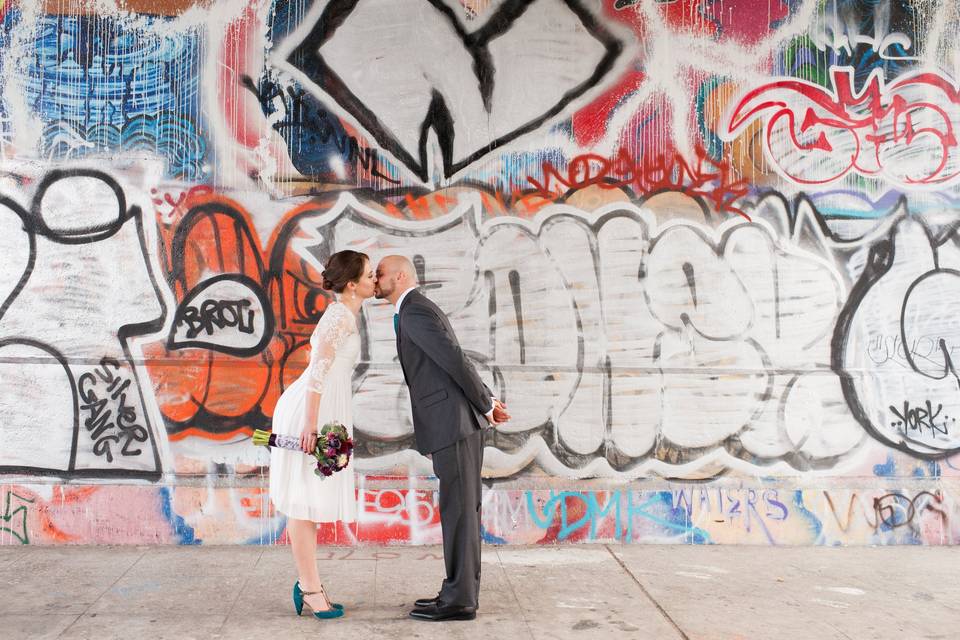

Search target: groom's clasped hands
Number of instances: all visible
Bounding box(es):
[489,399,511,426]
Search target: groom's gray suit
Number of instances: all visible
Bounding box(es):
[396,289,489,609]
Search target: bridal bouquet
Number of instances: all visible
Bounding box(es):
[253,422,354,478]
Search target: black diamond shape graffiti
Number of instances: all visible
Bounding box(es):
[281,0,623,181]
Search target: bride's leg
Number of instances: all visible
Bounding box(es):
[288,518,332,611]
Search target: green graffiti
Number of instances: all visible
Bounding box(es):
[1,491,34,545]
[782,35,832,87]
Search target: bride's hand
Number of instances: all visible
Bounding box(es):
[300,426,318,453]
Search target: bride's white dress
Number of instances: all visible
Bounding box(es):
[269,301,359,522]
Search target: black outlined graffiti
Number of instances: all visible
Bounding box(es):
[833,214,960,457]
[901,269,960,389]
[0,169,167,480]
[276,190,858,477]
[276,0,623,180]
[168,273,275,357]
[0,339,78,475]
[156,199,277,440]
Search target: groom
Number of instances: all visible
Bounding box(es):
[375,255,509,622]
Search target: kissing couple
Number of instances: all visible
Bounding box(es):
[267,250,510,621]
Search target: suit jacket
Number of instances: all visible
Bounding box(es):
[396,289,491,454]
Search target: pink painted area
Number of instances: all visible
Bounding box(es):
[0,486,174,546]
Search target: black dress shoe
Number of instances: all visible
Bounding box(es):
[409,602,477,621]
[414,595,440,608]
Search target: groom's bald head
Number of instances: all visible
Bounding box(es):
[375,255,418,303]
[384,255,417,281]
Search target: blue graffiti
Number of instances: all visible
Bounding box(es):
[874,455,896,477]
[631,492,712,544]
[158,486,200,545]
[480,524,507,545]
[790,490,826,544]
[15,12,206,179]
[526,490,712,543]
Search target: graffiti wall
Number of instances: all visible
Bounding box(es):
[2,0,960,545]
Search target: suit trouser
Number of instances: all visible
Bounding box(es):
[432,428,484,608]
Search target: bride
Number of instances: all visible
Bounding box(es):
[268,249,375,620]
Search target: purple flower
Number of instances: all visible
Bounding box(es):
[329,437,341,450]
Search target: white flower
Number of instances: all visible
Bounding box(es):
[337,454,349,468]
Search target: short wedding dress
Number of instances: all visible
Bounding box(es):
[269,301,359,522]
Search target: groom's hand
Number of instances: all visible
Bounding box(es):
[490,399,511,425]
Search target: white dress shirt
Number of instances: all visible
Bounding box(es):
[395,286,415,312]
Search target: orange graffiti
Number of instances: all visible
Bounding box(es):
[146,190,350,445]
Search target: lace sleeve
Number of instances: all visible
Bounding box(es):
[305,303,357,394]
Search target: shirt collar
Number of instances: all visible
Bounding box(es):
[395,287,416,313]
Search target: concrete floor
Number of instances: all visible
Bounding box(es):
[1,544,958,639]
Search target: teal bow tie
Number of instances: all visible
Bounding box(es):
[393,313,399,334]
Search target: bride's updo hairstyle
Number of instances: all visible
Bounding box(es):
[321,250,369,293]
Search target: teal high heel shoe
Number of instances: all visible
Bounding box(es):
[293,582,344,619]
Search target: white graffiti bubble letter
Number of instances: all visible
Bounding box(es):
[0,170,167,478]
[834,217,960,456]
[273,0,622,181]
